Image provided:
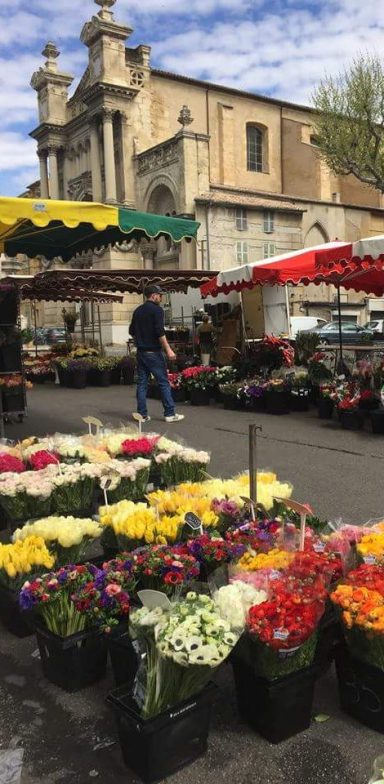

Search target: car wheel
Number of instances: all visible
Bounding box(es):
[319,338,329,345]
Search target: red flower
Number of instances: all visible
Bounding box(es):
[121,436,159,456]
[29,450,59,471]
[0,454,25,474]
[164,571,184,585]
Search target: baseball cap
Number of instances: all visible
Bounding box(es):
[144,284,166,297]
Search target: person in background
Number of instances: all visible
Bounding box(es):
[197,313,215,365]
[129,285,184,423]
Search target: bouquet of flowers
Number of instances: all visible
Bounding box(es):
[186,533,240,577]
[19,562,131,636]
[99,501,182,552]
[132,544,200,594]
[13,516,102,566]
[155,447,210,485]
[0,536,55,590]
[120,436,159,460]
[0,454,25,474]
[225,520,280,554]
[0,469,54,522]
[331,565,384,670]
[246,572,326,679]
[54,436,90,464]
[181,366,218,391]
[356,532,384,566]
[28,450,59,471]
[51,462,102,515]
[101,458,151,504]
[213,580,268,630]
[147,489,220,530]
[130,592,240,717]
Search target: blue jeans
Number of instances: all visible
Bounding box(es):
[136,351,175,418]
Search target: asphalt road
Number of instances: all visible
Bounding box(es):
[1,384,383,784]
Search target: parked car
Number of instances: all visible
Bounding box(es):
[309,321,374,345]
[290,316,328,339]
[45,328,67,344]
[365,319,384,339]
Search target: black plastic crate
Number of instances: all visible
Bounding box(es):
[107,681,217,783]
[0,584,33,638]
[108,630,140,686]
[36,624,108,692]
[335,645,384,732]
[232,657,315,743]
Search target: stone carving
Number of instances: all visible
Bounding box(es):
[178,105,194,127]
[129,69,145,88]
[137,139,180,175]
[42,42,60,65]
[95,0,116,19]
[68,172,93,201]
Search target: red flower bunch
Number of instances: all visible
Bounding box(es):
[181,366,216,379]
[0,453,25,474]
[346,564,384,596]
[187,534,239,566]
[29,450,59,471]
[286,551,338,589]
[71,563,132,631]
[0,374,23,389]
[168,372,182,390]
[338,395,360,411]
[247,583,324,651]
[121,436,159,457]
[133,544,200,595]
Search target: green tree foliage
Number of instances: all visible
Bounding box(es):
[313,54,384,192]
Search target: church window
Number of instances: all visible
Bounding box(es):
[247,125,264,172]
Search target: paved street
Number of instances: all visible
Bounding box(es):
[1,384,383,784]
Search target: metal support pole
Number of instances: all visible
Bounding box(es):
[249,424,262,505]
[97,305,103,354]
[33,301,38,358]
[91,299,95,345]
[337,284,343,368]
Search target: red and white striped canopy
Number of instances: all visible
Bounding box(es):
[201,236,384,298]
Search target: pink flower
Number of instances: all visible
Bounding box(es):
[105,583,122,596]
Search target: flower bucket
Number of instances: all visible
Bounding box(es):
[232,656,315,743]
[2,388,25,413]
[107,682,217,783]
[318,398,334,419]
[265,390,290,415]
[339,410,364,431]
[335,644,384,733]
[110,367,122,385]
[189,388,210,406]
[171,388,186,403]
[122,364,135,385]
[69,370,87,390]
[35,623,108,692]
[0,584,33,638]
[289,389,309,412]
[247,396,266,413]
[314,603,342,676]
[359,397,380,413]
[371,410,384,435]
[108,629,139,686]
[223,396,243,410]
[87,368,111,387]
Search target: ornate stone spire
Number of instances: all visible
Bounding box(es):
[178,105,194,128]
[94,0,116,20]
[42,42,60,72]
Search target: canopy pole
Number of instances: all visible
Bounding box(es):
[97,305,103,354]
[337,284,344,369]
[33,301,38,359]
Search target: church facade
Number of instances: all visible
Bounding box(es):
[28,0,384,341]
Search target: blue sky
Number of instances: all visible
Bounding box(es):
[1,0,383,196]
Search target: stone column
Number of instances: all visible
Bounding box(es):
[48,146,59,199]
[90,118,102,202]
[62,147,69,199]
[38,150,49,198]
[141,242,156,270]
[102,109,117,203]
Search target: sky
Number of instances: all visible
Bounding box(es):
[1,0,384,196]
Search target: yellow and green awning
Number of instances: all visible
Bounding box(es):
[0,196,199,261]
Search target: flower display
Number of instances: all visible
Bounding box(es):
[130,592,240,717]
[180,366,218,391]
[132,544,200,594]
[99,501,181,549]
[13,516,102,566]
[155,448,210,485]
[0,454,25,474]
[213,581,268,630]
[0,536,55,589]
[101,457,151,504]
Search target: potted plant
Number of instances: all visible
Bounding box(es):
[19,562,132,691]
[181,366,217,406]
[337,395,364,431]
[371,406,384,435]
[0,374,26,412]
[289,373,310,412]
[219,381,245,410]
[65,358,90,389]
[62,308,79,335]
[0,535,54,637]
[358,388,380,413]
[107,593,239,781]
[120,355,136,385]
[265,378,290,415]
[318,383,335,419]
[87,357,112,387]
[243,379,267,412]
[167,371,185,402]
[308,351,334,402]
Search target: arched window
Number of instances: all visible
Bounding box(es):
[247,125,264,172]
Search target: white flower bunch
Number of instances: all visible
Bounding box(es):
[156,592,239,667]
[156,437,184,454]
[13,516,102,548]
[130,605,168,632]
[55,437,87,460]
[0,471,55,499]
[213,582,267,631]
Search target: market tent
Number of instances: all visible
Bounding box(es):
[0,276,124,304]
[0,197,200,262]
[8,268,218,298]
[200,237,384,298]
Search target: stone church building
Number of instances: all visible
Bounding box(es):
[27,0,384,341]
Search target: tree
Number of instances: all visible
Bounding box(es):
[312,54,384,193]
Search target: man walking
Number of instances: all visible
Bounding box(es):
[129,285,184,423]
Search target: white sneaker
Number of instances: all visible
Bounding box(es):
[164,414,185,423]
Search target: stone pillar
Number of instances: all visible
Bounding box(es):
[90,118,102,202]
[48,146,59,199]
[141,243,155,270]
[102,109,117,203]
[38,150,49,198]
[62,147,69,199]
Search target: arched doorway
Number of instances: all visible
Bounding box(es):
[146,184,179,268]
[301,222,331,310]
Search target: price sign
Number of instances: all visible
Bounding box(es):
[137,590,172,610]
[184,512,203,534]
[274,497,313,552]
[82,416,103,436]
[132,413,144,434]
[100,476,113,507]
